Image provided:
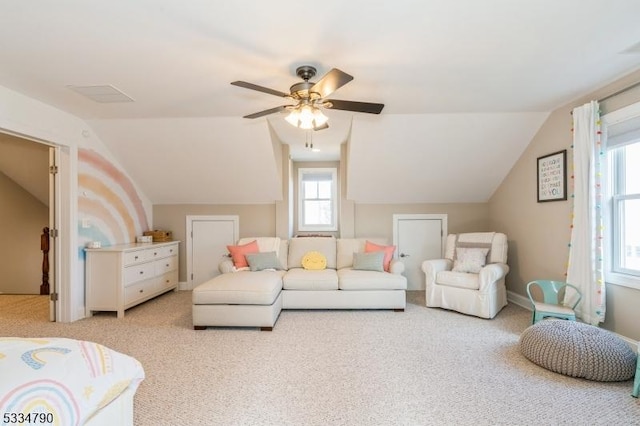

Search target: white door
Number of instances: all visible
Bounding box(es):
[393,214,447,290]
[186,216,239,290]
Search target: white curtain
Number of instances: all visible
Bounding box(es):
[566,101,605,325]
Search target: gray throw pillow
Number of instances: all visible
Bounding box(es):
[352,251,385,272]
[245,252,283,272]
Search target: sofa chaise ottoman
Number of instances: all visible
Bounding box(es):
[192,270,284,331]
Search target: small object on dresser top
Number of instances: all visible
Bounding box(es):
[136,235,153,243]
[143,230,173,242]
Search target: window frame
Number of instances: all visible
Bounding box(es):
[603,102,640,290]
[297,167,338,232]
[611,192,640,276]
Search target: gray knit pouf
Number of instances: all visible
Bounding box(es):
[519,320,637,382]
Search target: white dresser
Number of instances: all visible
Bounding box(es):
[85,241,179,318]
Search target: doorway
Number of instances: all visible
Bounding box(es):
[393,214,447,290]
[0,132,59,321]
[185,215,239,290]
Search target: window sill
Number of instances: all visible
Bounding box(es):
[298,226,338,232]
[606,271,640,290]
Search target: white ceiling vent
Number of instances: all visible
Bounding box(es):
[68,84,134,103]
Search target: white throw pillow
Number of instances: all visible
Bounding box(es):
[452,247,489,273]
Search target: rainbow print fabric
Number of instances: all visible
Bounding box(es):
[0,337,145,425]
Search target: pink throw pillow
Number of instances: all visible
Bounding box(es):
[227,240,259,268]
[364,241,396,272]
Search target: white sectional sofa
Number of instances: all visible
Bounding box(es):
[192,236,407,330]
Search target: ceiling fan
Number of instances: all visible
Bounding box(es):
[231,65,384,130]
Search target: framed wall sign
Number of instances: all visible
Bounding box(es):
[537,149,567,202]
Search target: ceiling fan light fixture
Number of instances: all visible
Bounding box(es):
[285,109,301,127]
[313,108,328,126]
[298,104,316,130]
[285,104,328,130]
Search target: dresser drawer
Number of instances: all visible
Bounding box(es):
[154,255,178,275]
[156,244,178,258]
[146,244,178,260]
[124,262,155,285]
[158,270,178,291]
[124,279,157,305]
[123,250,150,266]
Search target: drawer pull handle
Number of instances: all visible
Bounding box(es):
[139,271,144,275]
[166,279,170,283]
[139,289,143,293]
[154,252,158,256]
[134,256,139,260]
[166,263,170,267]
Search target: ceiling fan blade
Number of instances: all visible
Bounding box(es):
[231,81,289,98]
[243,105,288,119]
[313,123,329,131]
[325,99,384,114]
[310,68,353,98]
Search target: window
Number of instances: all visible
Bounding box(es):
[604,105,640,289]
[298,168,337,231]
[610,142,640,275]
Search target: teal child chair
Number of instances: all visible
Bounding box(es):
[526,280,582,324]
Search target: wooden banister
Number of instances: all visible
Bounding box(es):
[40,227,49,295]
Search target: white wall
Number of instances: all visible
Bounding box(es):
[348,113,548,203]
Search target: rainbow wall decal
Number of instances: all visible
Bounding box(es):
[0,379,80,426]
[78,149,150,248]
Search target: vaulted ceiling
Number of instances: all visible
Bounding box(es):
[1,1,640,204]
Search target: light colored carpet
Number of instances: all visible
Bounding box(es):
[1,291,638,425]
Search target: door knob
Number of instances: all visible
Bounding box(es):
[399,253,410,258]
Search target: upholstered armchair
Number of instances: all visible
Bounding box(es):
[421,232,509,319]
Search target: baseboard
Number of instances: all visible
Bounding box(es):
[618,334,638,350]
[507,291,638,349]
[76,307,87,320]
[507,290,531,310]
[178,281,192,291]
